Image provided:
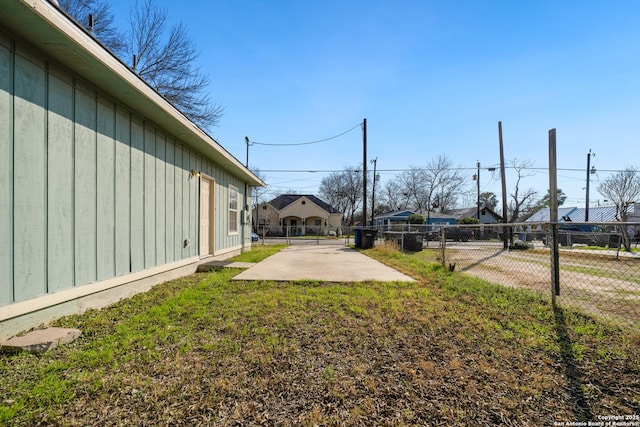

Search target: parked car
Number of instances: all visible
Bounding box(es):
[251,232,259,242]
[559,224,605,233]
[543,224,619,247]
[446,227,474,242]
[426,227,474,242]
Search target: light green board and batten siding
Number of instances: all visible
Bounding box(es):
[0,34,248,306]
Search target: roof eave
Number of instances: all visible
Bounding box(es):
[1,0,265,188]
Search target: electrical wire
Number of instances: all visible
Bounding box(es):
[249,122,363,146]
[258,166,629,174]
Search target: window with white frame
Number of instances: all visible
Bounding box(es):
[228,185,238,234]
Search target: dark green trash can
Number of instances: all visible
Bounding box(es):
[403,232,423,252]
[608,234,621,249]
[360,229,378,249]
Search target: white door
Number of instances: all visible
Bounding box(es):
[199,178,212,256]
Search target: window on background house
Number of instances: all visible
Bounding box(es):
[229,185,238,234]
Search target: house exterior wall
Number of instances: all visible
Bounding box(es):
[427,218,456,225]
[478,209,500,224]
[0,29,251,338]
[278,197,329,220]
[326,213,343,229]
[254,202,279,232]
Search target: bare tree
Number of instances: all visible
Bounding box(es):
[425,155,465,213]
[58,0,126,55]
[319,166,363,225]
[128,0,223,129]
[398,166,429,212]
[598,167,640,251]
[249,167,267,203]
[378,179,408,212]
[507,159,538,223]
[392,156,464,214]
[250,167,267,233]
[60,0,223,130]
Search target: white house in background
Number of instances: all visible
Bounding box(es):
[253,195,342,236]
[0,0,264,340]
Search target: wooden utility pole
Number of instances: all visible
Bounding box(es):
[362,118,367,226]
[476,161,481,221]
[498,121,509,248]
[549,128,560,301]
[585,149,593,221]
[371,157,377,224]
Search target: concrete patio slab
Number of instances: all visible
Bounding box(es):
[233,245,415,282]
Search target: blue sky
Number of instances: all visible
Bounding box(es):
[111,0,640,208]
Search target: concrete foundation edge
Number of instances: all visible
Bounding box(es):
[0,261,195,341]
[0,246,247,341]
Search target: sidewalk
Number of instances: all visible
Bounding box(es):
[233,244,415,282]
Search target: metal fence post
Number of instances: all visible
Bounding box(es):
[550,223,560,301]
[441,227,446,267]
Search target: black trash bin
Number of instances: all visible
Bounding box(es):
[383,231,401,248]
[360,229,378,249]
[608,234,621,249]
[558,233,571,246]
[403,232,423,252]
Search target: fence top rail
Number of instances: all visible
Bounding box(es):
[435,221,640,229]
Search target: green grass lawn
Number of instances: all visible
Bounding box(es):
[1,244,638,425]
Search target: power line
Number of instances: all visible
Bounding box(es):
[250,122,363,146]
[258,166,630,174]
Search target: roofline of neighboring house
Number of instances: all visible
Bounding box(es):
[373,210,417,219]
[1,0,265,188]
[446,205,502,217]
[268,194,341,214]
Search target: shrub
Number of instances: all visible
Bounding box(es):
[460,217,480,224]
[407,213,425,224]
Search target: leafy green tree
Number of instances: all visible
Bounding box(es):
[479,192,498,210]
[536,189,567,209]
[525,189,567,220]
[407,213,425,224]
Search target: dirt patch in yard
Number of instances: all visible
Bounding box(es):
[448,246,640,327]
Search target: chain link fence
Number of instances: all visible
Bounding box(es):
[254,225,349,245]
[373,222,640,330]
